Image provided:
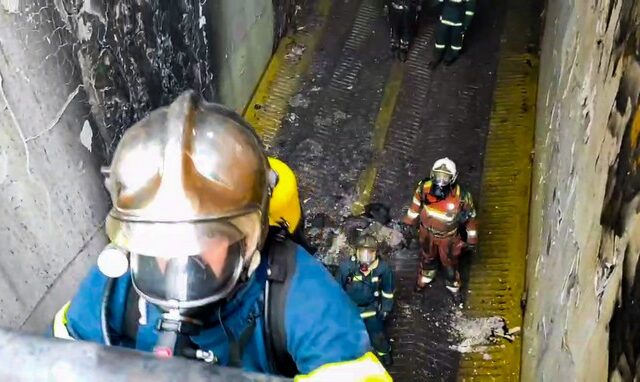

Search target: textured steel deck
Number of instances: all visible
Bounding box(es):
[243,0,538,379]
[458,0,539,379]
[361,1,509,379]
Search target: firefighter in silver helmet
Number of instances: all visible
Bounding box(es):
[52,91,391,380]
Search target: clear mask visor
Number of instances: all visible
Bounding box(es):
[432,170,453,187]
[126,219,255,310]
[356,248,377,266]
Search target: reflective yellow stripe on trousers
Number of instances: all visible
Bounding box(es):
[295,352,392,382]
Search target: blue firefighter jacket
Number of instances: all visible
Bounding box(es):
[337,258,395,317]
[63,245,372,375]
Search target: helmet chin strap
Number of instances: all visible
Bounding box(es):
[246,249,262,277]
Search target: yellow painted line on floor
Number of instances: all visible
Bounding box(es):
[458,0,539,381]
[351,61,406,215]
[243,0,332,148]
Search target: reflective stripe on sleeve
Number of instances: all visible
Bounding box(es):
[382,291,394,299]
[294,352,392,381]
[466,11,475,16]
[52,301,74,340]
[467,230,478,238]
[406,209,419,219]
[360,311,377,319]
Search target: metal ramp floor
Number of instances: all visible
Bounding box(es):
[244,0,539,379]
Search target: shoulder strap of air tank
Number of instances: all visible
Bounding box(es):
[263,229,299,377]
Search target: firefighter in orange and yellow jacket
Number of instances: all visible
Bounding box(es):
[402,158,477,293]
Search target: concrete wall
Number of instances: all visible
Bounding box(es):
[523,0,640,380]
[208,0,275,112]
[0,6,109,331]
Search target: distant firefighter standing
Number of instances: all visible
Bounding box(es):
[431,0,476,67]
[402,158,478,293]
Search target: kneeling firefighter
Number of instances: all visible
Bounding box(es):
[337,235,395,366]
[402,158,477,293]
[267,157,316,255]
[52,91,391,380]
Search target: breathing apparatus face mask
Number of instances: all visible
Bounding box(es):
[99,210,265,316]
[130,222,246,312]
[356,248,377,272]
[431,170,454,200]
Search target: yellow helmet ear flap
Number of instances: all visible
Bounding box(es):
[267,157,302,234]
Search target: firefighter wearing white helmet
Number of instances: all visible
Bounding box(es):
[52,90,391,380]
[402,158,478,293]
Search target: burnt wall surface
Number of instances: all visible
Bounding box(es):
[523,0,640,380]
[0,0,291,332]
[55,0,216,160]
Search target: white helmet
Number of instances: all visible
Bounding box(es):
[431,158,458,187]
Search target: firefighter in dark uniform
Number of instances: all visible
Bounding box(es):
[337,234,395,366]
[387,0,421,61]
[430,0,476,67]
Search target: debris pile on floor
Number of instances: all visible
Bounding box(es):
[305,202,409,267]
[289,93,310,108]
[285,42,306,61]
[449,312,521,355]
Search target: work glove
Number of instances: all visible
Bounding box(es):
[465,242,477,255]
[397,221,414,241]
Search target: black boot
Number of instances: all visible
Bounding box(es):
[444,52,459,66]
[429,52,443,69]
[378,352,394,367]
[390,37,400,52]
[398,39,409,62]
[397,49,408,62]
[444,267,461,294]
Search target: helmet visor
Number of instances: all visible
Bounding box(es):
[356,248,377,265]
[106,210,263,259]
[432,170,453,187]
[130,222,246,309]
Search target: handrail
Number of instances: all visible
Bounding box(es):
[0,328,290,381]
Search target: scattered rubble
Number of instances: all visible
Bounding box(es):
[333,110,348,121]
[289,93,310,108]
[449,313,520,353]
[286,112,299,124]
[305,202,408,266]
[285,43,306,61]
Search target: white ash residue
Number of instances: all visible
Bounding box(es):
[449,312,508,353]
